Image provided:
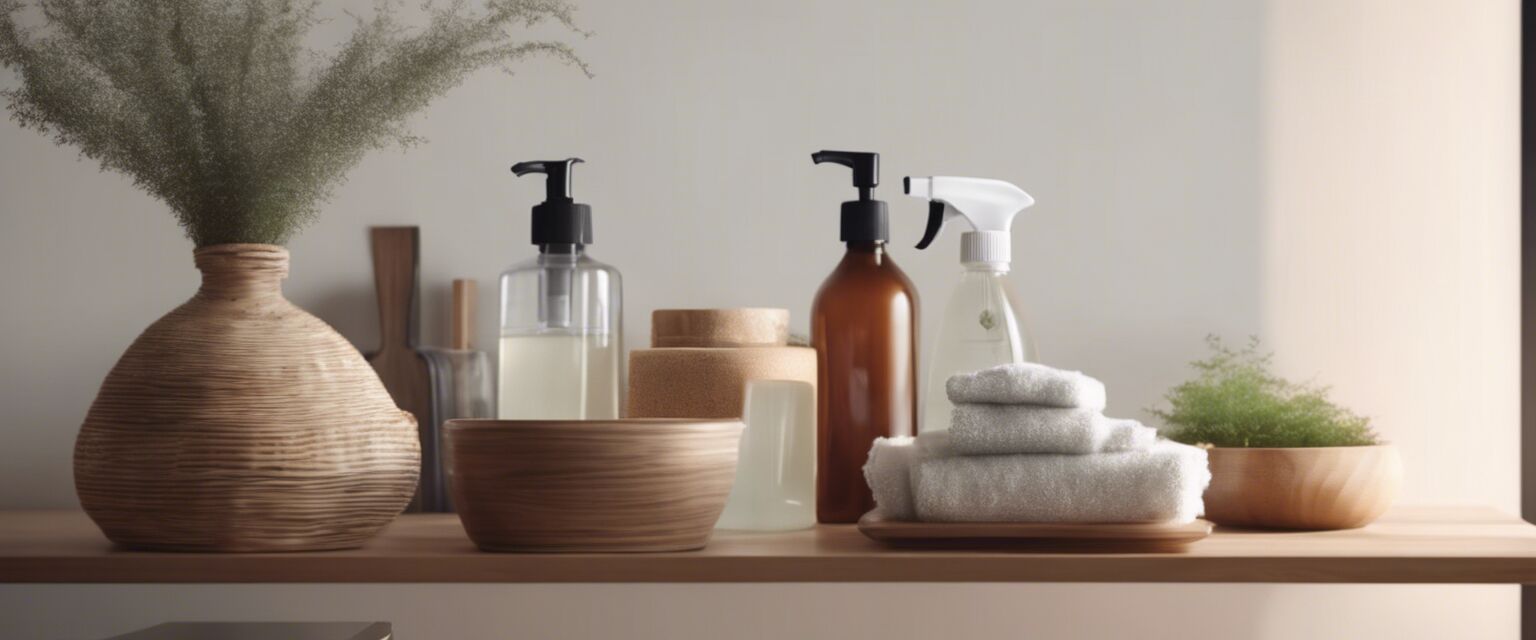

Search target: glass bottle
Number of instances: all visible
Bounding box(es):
[498,244,622,420]
[499,158,622,420]
[812,242,919,523]
[422,279,496,511]
[810,150,919,524]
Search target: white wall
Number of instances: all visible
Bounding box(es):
[0,0,1519,638]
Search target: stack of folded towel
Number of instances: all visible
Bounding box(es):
[864,362,1211,524]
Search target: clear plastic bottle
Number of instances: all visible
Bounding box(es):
[498,158,623,420]
[904,176,1037,433]
[921,266,1034,433]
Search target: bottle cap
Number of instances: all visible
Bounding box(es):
[512,158,593,246]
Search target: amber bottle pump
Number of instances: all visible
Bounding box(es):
[810,150,920,523]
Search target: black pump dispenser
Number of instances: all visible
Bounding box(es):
[511,158,593,247]
[812,150,889,244]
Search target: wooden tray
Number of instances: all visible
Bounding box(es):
[857,511,1213,549]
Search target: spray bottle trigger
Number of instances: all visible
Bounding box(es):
[916,201,951,250]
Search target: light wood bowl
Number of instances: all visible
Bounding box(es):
[445,419,744,552]
[1203,444,1402,530]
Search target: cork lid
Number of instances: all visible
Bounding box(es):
[651,308,790,348]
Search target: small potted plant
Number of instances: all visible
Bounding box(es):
[1153,337,1401,530]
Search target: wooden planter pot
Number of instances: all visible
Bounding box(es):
[74,244,420,552]
[1203,444,1402,530]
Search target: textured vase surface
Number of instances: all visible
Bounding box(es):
[75,244,420,552]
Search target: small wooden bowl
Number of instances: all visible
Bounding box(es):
[444,419,743,552]
[1204,444,1402,530]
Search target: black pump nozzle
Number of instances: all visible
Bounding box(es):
[812,150,879,199]
[511,157,593,246]
[812,150,888,244]
[512,158,582,200]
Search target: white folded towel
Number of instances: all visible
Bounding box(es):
[864,436,918,520]
[949,404,1157,455]
[863,433,953,520]
[912,440,1210,524]
[946,362,1108,410]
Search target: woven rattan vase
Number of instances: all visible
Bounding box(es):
[74,244,420,552]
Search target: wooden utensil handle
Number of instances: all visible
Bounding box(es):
[451,279,477,351]
[371,227,421,350]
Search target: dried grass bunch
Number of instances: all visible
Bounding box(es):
[0,0,588,246]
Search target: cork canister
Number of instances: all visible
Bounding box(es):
[628,347,817,419]
[651,308,790,348]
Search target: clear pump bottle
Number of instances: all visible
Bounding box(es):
[905,176,1037,433]
[499,159,622,420]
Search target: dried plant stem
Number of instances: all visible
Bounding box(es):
[0,0,589,246]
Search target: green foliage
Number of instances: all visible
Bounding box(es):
[1152,336,1379,448]
[0,0,588,246]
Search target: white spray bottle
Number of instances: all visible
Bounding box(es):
[904,176,1037,433]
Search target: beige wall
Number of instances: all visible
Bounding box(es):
[0,0,1518,638]
[1262,0,1521,511]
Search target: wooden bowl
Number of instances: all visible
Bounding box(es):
[444,419,743,552]
[1203,444,1402,530]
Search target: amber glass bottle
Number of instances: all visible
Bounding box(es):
[810,150,920,523]
[813,243,919,522]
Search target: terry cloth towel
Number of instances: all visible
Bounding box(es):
[863,433,954,520]
[946,362,1107,410]
[912,440,1210,524]
[949,405,1157,455]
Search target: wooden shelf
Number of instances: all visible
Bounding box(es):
[3,506,1535,584]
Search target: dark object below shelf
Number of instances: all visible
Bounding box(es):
[105,622,391,640]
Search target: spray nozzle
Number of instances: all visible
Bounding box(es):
[904,176,1034,266]
[512,157,593,247]
[812,150,889,244]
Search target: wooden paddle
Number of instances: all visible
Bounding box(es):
[367,226,435,513]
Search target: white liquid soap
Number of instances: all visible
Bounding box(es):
[497,334,620,420]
